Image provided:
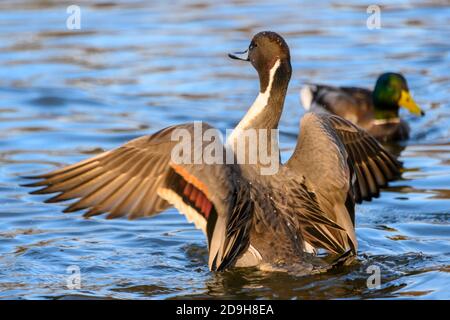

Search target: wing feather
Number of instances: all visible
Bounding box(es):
[23,122,253,271]
[285,112,401,254]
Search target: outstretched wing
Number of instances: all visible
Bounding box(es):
[285,112,401,254]
[326,114,401,203]
[23,122,253,271]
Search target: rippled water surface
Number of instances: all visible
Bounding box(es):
[0,0,449,299]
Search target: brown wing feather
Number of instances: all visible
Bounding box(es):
[285,112,401,255]
[327,114,402,204]
[25,135,172,219]
[23,122,253,271]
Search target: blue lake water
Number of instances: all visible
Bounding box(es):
[0,0,449,299]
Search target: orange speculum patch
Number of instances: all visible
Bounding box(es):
[170,164,213,219]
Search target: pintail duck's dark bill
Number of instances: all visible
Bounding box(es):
[228,50,249,61]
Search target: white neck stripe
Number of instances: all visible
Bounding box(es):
[227,59,281,145]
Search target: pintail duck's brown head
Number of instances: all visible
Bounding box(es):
[228,31,292,93]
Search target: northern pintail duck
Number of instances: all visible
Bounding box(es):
[300,73,424,142]
[24,32,401,273]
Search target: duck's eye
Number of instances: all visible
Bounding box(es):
[250,42,257,50]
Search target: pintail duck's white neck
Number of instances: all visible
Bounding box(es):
[227,59,283,145]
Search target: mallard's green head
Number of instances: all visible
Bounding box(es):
[373,72,424,119]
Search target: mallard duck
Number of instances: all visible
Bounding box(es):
[300,73,424,141]
[23,32,401,273]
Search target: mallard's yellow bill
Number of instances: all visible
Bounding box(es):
[399,90,424,116]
